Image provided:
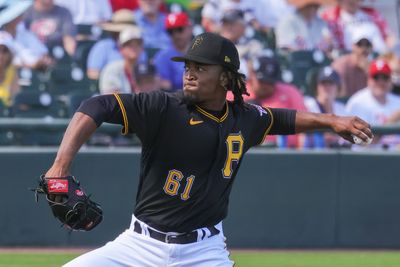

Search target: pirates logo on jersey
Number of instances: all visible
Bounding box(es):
[250,103,268,117]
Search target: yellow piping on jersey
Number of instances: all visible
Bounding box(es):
[259,107,274,145]
[113,93,129,135]
[195,102,228,123]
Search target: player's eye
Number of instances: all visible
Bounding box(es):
[197,66,205,72]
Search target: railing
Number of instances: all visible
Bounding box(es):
[0,118,121,133]
[0,118,398,134]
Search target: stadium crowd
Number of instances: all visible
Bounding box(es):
[0,0,399,149]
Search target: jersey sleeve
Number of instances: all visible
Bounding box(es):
[113,91,168,144]
[77,91,168,145]
[246,104,297,147]
[246,103,274,147]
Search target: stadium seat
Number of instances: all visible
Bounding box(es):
[74,40,97,71]
[280,50,331,95]
[11,91,67,146]
[0,101,13,145]
[64,91,96,117]
[11,91,67,118]
[47,64,94,96]
[18,68,49,92]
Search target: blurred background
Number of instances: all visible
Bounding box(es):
[1,0,400,250]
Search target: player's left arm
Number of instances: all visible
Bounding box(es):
[294,111,373,144]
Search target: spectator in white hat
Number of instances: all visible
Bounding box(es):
[0,31,19,106]
[331,30,374,98]
[0,0,52,69]
[86,9,137,80]
[99,26,145,94]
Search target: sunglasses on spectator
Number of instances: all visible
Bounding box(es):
[167,27,185,35]
[356,39,372,48]
[372,74,391,81]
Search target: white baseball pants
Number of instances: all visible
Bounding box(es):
[63,215,234,267]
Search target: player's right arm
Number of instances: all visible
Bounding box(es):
[45,92,167,177]
[45,111,101,177]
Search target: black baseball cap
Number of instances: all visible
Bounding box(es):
[171,32,240,71]
[317,66,340,85]
[252,55,281,83]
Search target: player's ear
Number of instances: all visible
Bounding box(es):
[219,72,228,89]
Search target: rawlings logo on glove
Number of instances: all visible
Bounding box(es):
[31,175,103,231]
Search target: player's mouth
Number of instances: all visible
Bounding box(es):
[183,82,198,91]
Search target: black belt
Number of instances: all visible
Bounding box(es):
[133,221,220,244]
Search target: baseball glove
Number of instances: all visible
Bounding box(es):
[32,175,103,231]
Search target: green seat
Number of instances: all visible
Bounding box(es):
[12,91,67,118]
[48,64,93,96]
[18,68,49,92]
[281,50,331,94]
[0,101,14,145]
[11,91,66,146]
[74,40,96,71]
[65,91,96,117]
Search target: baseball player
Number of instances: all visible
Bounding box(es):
[44,32,372,266]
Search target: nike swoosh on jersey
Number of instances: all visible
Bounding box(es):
[189,118,204,125]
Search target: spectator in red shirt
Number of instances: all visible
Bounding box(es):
[246,54,307,148]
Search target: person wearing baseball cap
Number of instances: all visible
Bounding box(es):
[153,12,192,91]
[246,54,307,148]
[331,25,374,98]
[346,59,400,148]
[51,32,372,266]
[87,9,137,80]
[304,66,347,148]
[99,26,144,94]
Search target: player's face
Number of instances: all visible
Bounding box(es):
[183,61,226,109]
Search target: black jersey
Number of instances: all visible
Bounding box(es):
[78,90,295,232]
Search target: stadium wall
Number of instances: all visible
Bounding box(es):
[2,148,399,248]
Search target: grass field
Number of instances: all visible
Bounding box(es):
[1,250,400,267]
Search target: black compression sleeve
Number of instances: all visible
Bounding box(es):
[269,108,296,135]
[76,95,123,127]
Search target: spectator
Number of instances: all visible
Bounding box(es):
[304,66,347,148]
[219,9,263,76]
[134,0,171,50]
[331,30,373,98]
[110,0,139,12]
[0,0,52,70]
[54,0,112,26]
[321,0,393,54]
[109,0,167,13]
[99,26,144,94]
[276,0,333,52]
[0,32,19,106]
[246,55,307,148]
[23,0,77,56]
[381,43,400,95]
[153,12,192,91]
[346,59,400,149]
[251,0,294,31]
[201,0,256,33]
[86,9,136,80]
[135,61,160,92]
